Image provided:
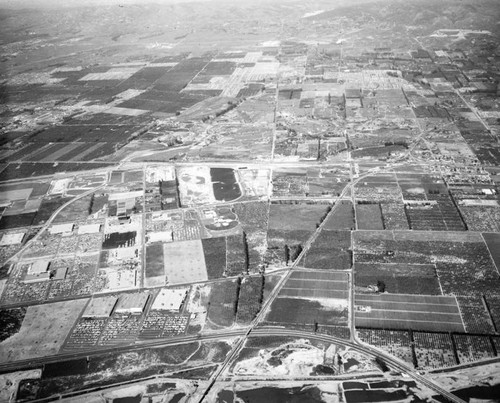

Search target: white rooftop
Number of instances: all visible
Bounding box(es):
[49,223,74,235]
[0,232,25,246]
[28,260,50,275]
[78,223,101,235]
[152,287,189,311]
[148,231,173,243]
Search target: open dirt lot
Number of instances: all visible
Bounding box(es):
[164,239,207,285]
[0,299,88,362]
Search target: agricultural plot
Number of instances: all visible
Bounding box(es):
[437,259,500,297]
[88,194,108,216]
[154,56,210,93]
[316,325,351,340]
[0,213,36,230]
[355,183,403,203]
[483,233,500,270]
[354,263,441,295]
[266,297,348,327]
[272,169,308,197]
[493,337,500,354]
[160,180,179,210]
[266,229,311,267]
[236,276,264,325]
[268,203,329,232]
[206,279,239,329]
[299,230,351,270]
[29,124,141,144]
[280,270,349,300]
[323,201,354,230]
[485,295,500,332]
[380,203,409,230]
[52,194,92,223]
[353,231,498,287]
[163,239,207,285]
[0,163,113,182]
[453,334,496,364]
[460,206,500,232]
[201,237,226,279]
[32,196,72,225]
[356,329,414,366]
[356,203,384,230]
[233,202,268,272]
[0,307,26,342]
[413,332,457,369]
[266,202,329,266]
[355,294,464,332]
[0,299,87,362]
[266,271,349,327]
[226,234,247,276]
[405,196,465,231]
[145,243,165,287]
[197,124,273,161]
[146,210,202,242]
[455,295,495,335]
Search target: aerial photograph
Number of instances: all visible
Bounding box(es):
[0,0,499,401]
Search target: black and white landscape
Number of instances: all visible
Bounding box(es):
[0,0,500,402]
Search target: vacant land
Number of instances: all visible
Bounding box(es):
[356,203,384,230]
[0,299,88,362]
[163,239,207,285]
[268,203,329,231]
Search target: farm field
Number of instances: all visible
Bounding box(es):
[163,240,208,285]
[145,243,165,287]
[206,279,239,329]
[355,294,465,332]
[323,200,355,230]
[356,329,414,366]
[413,332,457,369]
[280,270,349,299]
[299,229,351,270]
[265,270,349,328]
[482,233,500,270]
[356,203,384,230]
[354,263,441,295]
[268,203,329,231]
[1,1,500,399]
[266,202,329,266]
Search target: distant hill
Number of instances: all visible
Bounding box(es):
[306,0,500,34]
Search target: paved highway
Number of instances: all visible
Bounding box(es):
[0,325,467,403]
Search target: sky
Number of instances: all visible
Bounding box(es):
[0,0,213,8]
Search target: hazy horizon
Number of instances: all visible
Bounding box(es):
[0,0,214,9]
